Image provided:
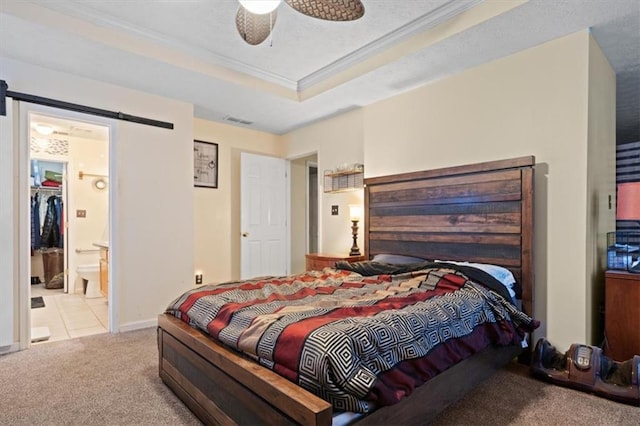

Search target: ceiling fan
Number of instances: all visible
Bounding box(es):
[236,0,365,45]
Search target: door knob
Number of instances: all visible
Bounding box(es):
[242,232,249,237]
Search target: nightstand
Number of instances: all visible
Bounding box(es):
[605,270,640,361]
[305,253,366,271]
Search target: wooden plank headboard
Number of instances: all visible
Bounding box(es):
[364,156,535,317]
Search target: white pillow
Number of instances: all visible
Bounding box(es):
[435,260,516,299]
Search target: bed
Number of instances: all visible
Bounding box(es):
[157,155,536,425]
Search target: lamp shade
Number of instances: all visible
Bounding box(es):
[617,182,640,220]
[349,204,363,221]
[239,0,281,14]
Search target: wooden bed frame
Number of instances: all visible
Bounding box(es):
[158,156,535,425]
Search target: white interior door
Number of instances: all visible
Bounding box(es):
[240,153,288,279]
[0,100,16,348]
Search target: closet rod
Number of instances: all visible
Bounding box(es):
[0,79,173,130]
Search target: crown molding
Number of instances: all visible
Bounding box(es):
[11,0,494,100]
[22,1,298,91]
[297,0,483,92]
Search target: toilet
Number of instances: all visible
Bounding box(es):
[77,264,101,298]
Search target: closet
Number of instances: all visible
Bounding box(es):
[30,160,66,290]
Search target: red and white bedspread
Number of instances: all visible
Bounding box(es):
[166,265,538,413]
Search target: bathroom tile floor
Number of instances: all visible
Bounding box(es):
[31,284,108,344]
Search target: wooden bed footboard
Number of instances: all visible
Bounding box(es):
[158,313,521,425]
[158,313,333,425]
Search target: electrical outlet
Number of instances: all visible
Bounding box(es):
[76,209,86,218]
[331,205,339,215]
[195,274,203,285]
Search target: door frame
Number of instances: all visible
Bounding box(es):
[305,160,318,254]
[17,103,118,349]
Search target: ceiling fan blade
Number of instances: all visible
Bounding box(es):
[236,6,278,45]
[285,0,364,21]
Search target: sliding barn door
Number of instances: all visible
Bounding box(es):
[0,100,16,348]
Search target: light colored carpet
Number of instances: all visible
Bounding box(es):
[0,328,637,425]
[431,362,639,425]
[0,328,199,425]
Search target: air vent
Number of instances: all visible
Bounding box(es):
[223,115,253,126]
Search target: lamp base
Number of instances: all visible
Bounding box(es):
[350,220,360,257]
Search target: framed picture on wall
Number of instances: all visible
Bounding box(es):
[193,140,218,188]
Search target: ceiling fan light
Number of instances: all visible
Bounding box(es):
[239,0,281,14]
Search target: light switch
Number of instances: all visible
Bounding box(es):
[331,205,339,215]
[76,210,87,218]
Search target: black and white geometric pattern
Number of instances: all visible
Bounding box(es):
[166,267,536,413]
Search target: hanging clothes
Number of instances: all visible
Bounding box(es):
[40,195,61,248]
[39,194,47,229]
[53,196,63,247]
[30,193,41,252]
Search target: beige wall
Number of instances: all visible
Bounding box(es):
[290,158,307,273]
[363,30,614,350]
[1,57,195,335]
[284,109,365,256]
[193,118,283,284]
[282,30,615,350]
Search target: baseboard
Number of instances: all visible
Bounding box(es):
[119,318,158,332]
[0,342,20,355]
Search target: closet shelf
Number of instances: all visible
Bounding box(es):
[31,186,62,192]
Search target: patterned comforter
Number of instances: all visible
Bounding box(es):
[166,264,538,413]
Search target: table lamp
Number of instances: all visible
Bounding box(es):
[349,204,363,256]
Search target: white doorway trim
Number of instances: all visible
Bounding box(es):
[306,160,318,254]
[17,102,118,349]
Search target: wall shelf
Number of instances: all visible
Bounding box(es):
[324,168,364,193]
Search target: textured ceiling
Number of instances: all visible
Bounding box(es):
[0,0,638,143]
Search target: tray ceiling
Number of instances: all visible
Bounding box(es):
[0,0,638,141]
